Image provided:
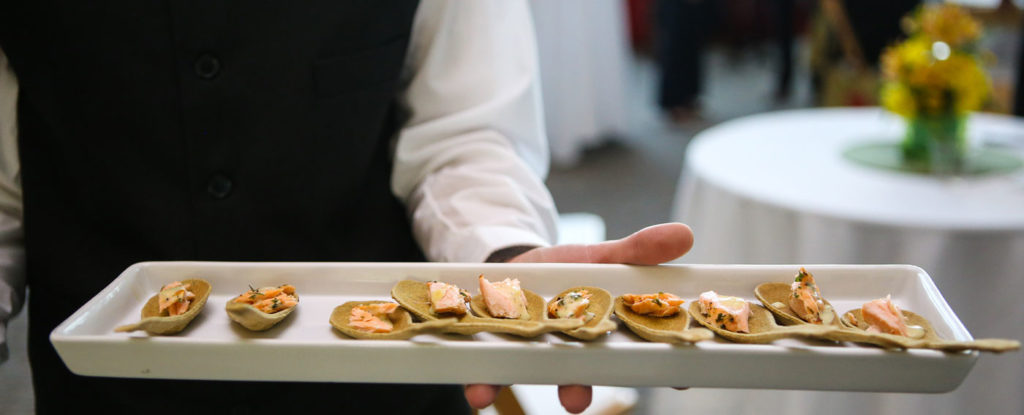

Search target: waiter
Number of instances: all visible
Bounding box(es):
[0,1,694,413]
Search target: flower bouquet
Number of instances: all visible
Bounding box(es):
[879,5,989,174]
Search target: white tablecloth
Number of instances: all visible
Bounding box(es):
[671,108,1024,415]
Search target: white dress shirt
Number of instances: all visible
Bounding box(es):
[0,0,559,360]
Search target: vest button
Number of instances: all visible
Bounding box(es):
[194,53,221,79]
[207,174,233,199]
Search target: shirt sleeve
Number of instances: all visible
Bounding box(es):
[0,46,26,364]
[392,0,559,263]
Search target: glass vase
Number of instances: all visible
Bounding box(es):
[901,114,967,175]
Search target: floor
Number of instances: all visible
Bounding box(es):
[0,43,814,414]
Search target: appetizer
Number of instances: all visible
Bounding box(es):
[547,286,617,340]
[231,284,299,314]
[158,281,197,317]
[787,268,835,325]
[615,292,713,343]
[620,292,684,317]
[478,275,529,319]
[226,284,299,331]
[548,289,594,321]
[331,300,458,340]
[427,281,471,316]
[114,278,211,335]
[842,299,1020,352]
[697,291,751,333]
[349,302,402,333]
[851,295,924,339]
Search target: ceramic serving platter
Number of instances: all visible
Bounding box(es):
[50,262,977,392]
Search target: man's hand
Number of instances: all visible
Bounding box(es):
[465,222,695,413]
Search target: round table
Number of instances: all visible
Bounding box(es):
[670,107,1024,415]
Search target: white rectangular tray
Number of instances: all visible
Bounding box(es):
[51,262,977,392]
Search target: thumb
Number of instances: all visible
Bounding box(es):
[511,223,694,265]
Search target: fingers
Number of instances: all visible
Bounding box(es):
[463,384,501,409]
[558,385,592,414]
[512,222,694,265]
[465,384,595,413]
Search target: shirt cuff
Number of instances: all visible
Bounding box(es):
[485,245,538,263]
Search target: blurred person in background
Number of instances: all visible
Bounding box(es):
[655,0,717,123]
[0,1,694,413]
[773,0,795,101]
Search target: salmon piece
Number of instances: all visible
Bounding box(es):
[349,303,401,333]
[548,290,593,320]
[168,300,188,316]
[861,295,909,336]
[427,281,470,315]
[253,294,299,314]
[698,291,751,333]
[233,284,284,303]
[789,267,823,323]
[232,284,299,314]
[158,281,196,317]
[259,286,284,298]
[478,275,529,319]
[621,292,684,317]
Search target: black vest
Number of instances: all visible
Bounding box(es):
[1,1,466,413]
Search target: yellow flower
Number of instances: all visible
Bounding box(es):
[881,37,932,82]
[947,55,990,113]
[919,5,980,48]
[881,4,989,118]
[882,83,917,118]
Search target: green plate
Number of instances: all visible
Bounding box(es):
[843,141,1023,176]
